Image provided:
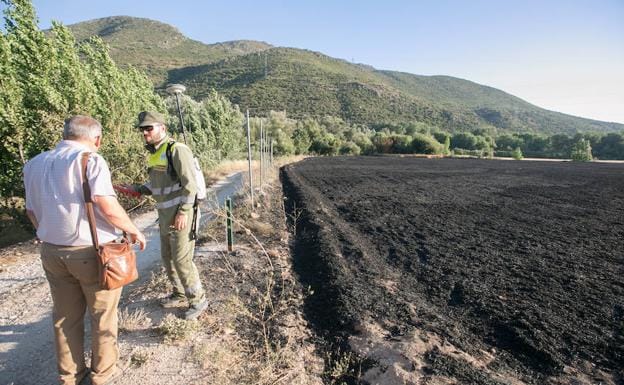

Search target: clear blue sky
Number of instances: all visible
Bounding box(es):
[21,0,624,123]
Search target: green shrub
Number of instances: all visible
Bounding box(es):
[570,138,593,161]
[411,133,443,154]
[339,141,361,155]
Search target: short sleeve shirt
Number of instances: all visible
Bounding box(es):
[23,140,119,246]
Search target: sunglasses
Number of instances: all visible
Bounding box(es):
[139,125,155,132]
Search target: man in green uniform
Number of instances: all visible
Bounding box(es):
[121,111,207,320]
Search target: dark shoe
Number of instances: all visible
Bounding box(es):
[77,369,92,385]
[184,300,208,320]
[160,294,187,308]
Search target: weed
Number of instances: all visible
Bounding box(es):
[325,351,365,385]
[286,202,303,236]
[118,307,152,332]
[130,348,151,367]
[158,313,198,343]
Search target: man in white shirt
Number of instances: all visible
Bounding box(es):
[23,115,146,385]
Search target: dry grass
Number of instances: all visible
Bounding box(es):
[245,219,275,237]
[204,159,250,185]
[118,307,152,332]
[194,156,322,385]
[144,269,171,294]
[191,338,246,382]
[158,313,199,344]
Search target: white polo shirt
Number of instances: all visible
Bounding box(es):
[23,140,119,246]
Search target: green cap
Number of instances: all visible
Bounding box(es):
[137,111,165,127]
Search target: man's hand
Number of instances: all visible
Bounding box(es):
[93,195,146,250]
[171,212,187,231]
[128,231,147,251]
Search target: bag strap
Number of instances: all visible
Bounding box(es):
[165,140,179,181]
[81,152,100,251]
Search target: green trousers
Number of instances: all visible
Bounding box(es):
[158,206,205,305]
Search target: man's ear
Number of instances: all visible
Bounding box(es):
[94,136,102,149]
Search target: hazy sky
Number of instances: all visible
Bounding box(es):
[22,0,624,123]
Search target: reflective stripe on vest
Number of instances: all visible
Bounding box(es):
[150,184,183,196]
[156,195,196,210]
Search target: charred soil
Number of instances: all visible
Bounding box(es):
[282,156,624,385]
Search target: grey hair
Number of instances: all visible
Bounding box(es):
[63,115,102,140]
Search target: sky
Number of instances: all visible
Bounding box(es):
[21,0,624,123]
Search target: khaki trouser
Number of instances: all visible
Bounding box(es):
[41,242,121,385]
[158,206,205,305]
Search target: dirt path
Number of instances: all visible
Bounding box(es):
[0,242,56,385]
[0,173,240,384]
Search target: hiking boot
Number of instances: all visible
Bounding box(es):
[160,294,187,308]
[184,300,208,320]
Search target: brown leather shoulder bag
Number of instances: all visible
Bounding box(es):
[81,152,138,290]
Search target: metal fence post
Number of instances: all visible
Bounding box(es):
[246,110,253,206]
[260,119,264,189]
[226,198,234,252]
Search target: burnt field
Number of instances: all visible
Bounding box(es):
[281,157,624,384]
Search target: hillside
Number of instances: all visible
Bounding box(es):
[68,17,624,135]
[68,16,272,84]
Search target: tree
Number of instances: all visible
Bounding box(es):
[411,133,443,154]
[496,133,524,151]
[310,133,339,155]
[570,138,592,161]
[0,28,23,196]
[549,134,572,158]
[442,135,451,156]
[292,118,318,155]
[512,147,523,160]
[519,133,549,155]
[339,141,361,155]
[594,132,624,160]
[391,134,412,154]
[451,132,478,150]
[202,91,244,160]
[371,132,393,154]
[352,132,374,154]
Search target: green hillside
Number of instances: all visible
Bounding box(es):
[68,16,272,84]
[68,17,624,135]
[167,48,465,128]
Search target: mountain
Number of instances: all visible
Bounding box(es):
[67,17,624,135]
[68,16,272,84]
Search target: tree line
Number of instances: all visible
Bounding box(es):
[247,114,622,162]
[0,0,244,198]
